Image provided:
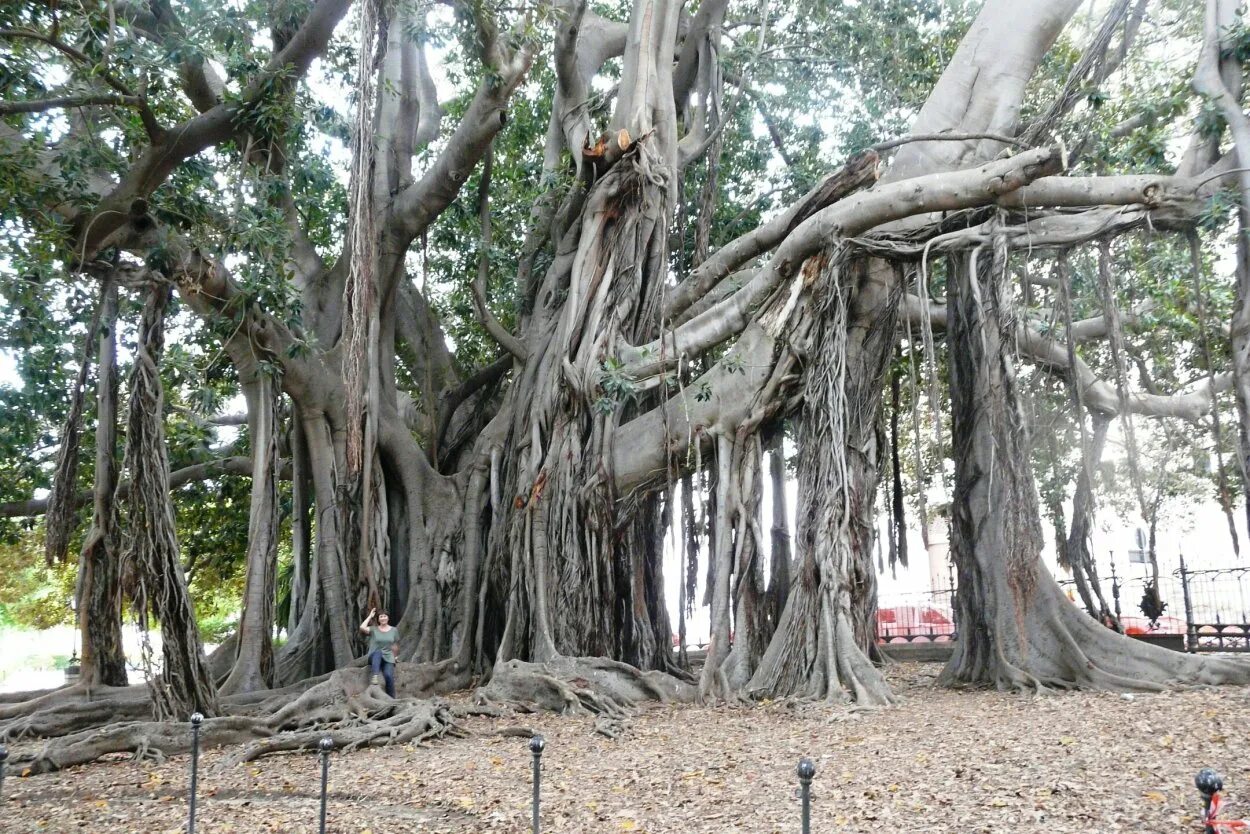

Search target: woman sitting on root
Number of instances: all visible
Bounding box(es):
[359,608,399,697]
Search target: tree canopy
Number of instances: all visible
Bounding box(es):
[2,0,1250,772]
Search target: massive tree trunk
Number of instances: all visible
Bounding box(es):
[745,256,898,704]
[11,0,1250,777]
[1193,0,1250,534]
[741,0,1086,704]
[482,0,685,674]
[940,249,1250,690]
[75,277,128,689]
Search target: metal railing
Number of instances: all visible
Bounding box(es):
[1176,561,1250,652]
[876,587,957,643]
[879,559,1250,652]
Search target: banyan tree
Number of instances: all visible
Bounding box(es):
[2,0,1250,769]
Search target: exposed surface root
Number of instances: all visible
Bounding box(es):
[593,715,627,738]
[478,656,697,726]
[1,660,476,774]
[264,660,469,727]
[8,716,273,775]
[941,577,1250,693]
[0,685,69,705]
[0,695,151,743]
[0,683,143,722]
[228,700,461,765]
[0,683,152,746]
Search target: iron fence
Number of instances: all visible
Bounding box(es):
[1041,561,1250,653]
[876,587,957,643]
[879,560,1250,652]
[1057,561,1250,652]
[1175,562,1250,652]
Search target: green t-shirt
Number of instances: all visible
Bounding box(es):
[368,626,398,663]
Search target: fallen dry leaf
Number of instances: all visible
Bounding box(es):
[3,662,1248,833]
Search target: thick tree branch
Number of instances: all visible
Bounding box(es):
[1000,173,1207,211]
[137,224,324,404]
[470,147,527,361]
[0,456,291,519]
[435,354,512,460]
[1065,299,1155,342]
[70,0,353,261]
[856,169,1224,260]
[116,0,226,112]
[672,0,730,107]
[663,149,880,320]
[900,294,1231,421]
[1180,0,1242,177]
[390,46,534,250]
[395,281,460,399]
[0,94,141,115]
[378,4,443,195]
[630,146,1062,379]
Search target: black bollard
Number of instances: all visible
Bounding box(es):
[529,735,545,834]
[797,757,816,834]
[0,744,8,805]
[318,737,334,834]
[1196,768,1224,834]
[188,712,203,834]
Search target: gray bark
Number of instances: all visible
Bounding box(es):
[941,250,1250,690]
[221,375,283,695]
[744,256,898,704]
[76,277,128,689]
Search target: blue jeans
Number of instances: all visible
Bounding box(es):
[369,650,396,697]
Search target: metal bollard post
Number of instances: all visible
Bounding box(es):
[188,712,203,834]
[529,735,546,834]
[797,757,816,834]
[1196,768,1223,834]
[318,737,334,834]
[0,744,8,804]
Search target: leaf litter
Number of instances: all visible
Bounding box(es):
[4,662,1249,833]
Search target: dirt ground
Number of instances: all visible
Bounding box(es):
[4,662,1249,833]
